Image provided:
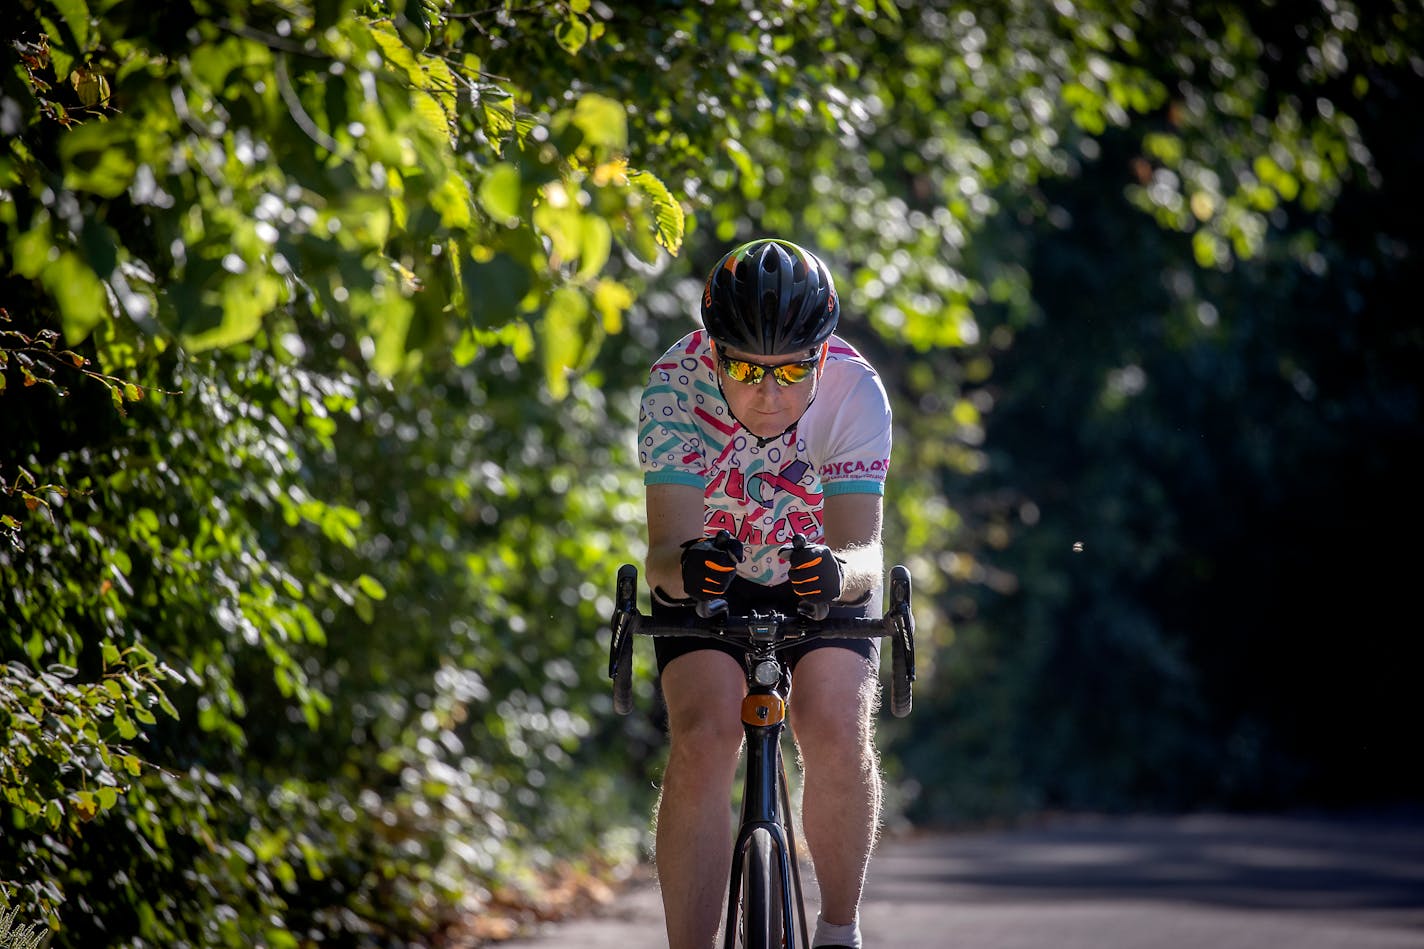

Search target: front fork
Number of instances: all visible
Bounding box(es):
[723,687,805,949]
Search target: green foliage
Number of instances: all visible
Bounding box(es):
[2,0,1421,944]
[2,0,677,942]
[888,6,1424,819]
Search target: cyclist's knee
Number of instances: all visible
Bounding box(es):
[667,697,744,757]
[793,710,872,765]
[791,682,876,763]
[661,650,745,757]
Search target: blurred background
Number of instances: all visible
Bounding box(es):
[2,0,1421,945]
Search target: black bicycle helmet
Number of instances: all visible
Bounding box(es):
[700,239,839,355]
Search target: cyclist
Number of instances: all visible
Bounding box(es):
[639,238,892,949]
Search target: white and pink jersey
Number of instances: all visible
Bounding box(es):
[639,330,892,586]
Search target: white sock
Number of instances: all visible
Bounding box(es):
[812,912,861,948]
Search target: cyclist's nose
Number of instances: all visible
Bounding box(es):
[751,379,789,405]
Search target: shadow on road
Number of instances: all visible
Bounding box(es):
[874,811,1424,917]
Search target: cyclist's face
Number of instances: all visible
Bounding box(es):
[716,343,823,438]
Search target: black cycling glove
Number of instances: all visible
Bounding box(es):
[782,536,844,606]
[680,531,745,599]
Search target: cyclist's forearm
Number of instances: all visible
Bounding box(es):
[646,543,689,599]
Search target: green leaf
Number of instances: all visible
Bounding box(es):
[533,202,584,267]
[478,89,517,150]
[629,170,685,254]
[41,252,109,345]
[410,89,451,146]
[542,288,588,398]
[355,574,386,600]
[431,174,473,229]
[59,119,138,198]
[369,293,414,376]
[370,19,423,80]
[187,35,270,93]
[592,279,634,333]
[73,791,98,822]
[264,927,300,949]
[577,215,612,279]
[568,94,627,152]
[51,0,91,50]
[114,714,138,740]
[157,692,180,720]
[478,163,522,224]
[461,252,532,327]
[12,221,54,279]
[556,16,590,55]
[51,0,93,54]
[181,271,280,352]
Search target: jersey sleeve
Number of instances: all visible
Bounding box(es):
[638,341,708,489]
[817,368,893,497]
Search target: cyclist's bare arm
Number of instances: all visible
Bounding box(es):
[646,483,706,598]
[645,484,884,604]
[823,492,884,602]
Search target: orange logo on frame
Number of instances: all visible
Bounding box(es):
[741,694,785,726]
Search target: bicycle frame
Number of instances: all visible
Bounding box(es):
[725,642,807,948]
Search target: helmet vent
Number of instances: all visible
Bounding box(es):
[701,239,839,356]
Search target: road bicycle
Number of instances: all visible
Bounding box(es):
[607,545,915,949]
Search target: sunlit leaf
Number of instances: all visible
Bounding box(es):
[542,288,588,398]
[50,0,92,52]
[577,215,612,279]
[555,16,590,55]
[478,163,522,223]
[568,93,627,152]
[41,252,108,345]
[628,170,684,254]
[58,120,137,198]
[432,174,473,228]
[370,293,415,376]
[592,279,633,333]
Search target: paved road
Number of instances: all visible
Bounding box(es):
[500,812,1424,948]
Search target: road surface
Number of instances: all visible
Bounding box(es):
[499,811,1424,948]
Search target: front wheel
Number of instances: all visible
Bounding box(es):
[890,633,912,718]
[887,564,915,718]
[738,827,784,949]
[610,564,638,714]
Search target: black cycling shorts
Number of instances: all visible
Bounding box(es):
[652,576,880,675]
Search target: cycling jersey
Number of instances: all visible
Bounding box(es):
[639,329,892,586]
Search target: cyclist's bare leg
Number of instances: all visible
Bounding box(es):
[656,649,748,949]
[789,646,881,928]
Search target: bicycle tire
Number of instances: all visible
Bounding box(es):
[890,631,912,718]
[612,627,634,714]
[888,564,914,718]
[738,827,784,949]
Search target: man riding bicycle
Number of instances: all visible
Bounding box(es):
[639,238,893,949]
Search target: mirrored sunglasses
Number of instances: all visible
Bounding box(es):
[718,352,819,387]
